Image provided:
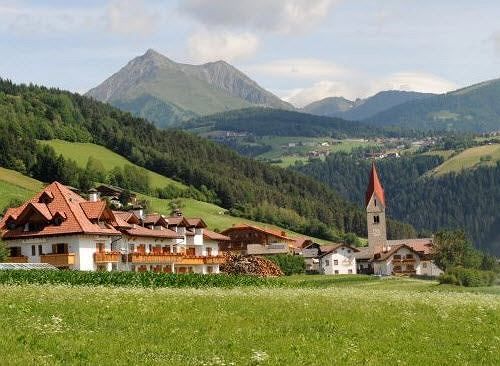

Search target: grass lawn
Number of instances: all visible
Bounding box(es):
[39,139,186,190]
[0,167,44,211]
[0,277,498,365]
[430,144,500,176]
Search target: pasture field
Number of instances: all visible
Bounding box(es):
[38,139,186,189]
[429,143,500,176]
[0,277,498,365]
[0,167,44,212]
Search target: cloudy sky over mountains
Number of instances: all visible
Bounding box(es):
[1,0,500,106]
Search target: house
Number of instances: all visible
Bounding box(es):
[355,162,443,276]
[319,244,358,275]
[94,184,137,206]
[0,182,229,274]
[220,223,296,255]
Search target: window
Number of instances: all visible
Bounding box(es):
[31,245,36,256]
[393,254,401,260]
[406,264,415,272]
[206,247,212,257]
[406,254,413,259]
[325,260,330,266]
[422,262,428,268]
[38,245,43,255]
[373,215,380,224]
[10,247,22,257]
[347,249,351,253]
[393,265,402,272]
[348,269,353,274]
[374,198,377,207]
[207,266,213,274]
[96,242,105,253]
[333,260,338,265]
[334,270,339,274]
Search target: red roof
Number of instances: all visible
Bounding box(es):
[221,223,295,241]
[203,229,230,241]
[365,161,385,207]
[124,225,182,239]
[0,182,120,239]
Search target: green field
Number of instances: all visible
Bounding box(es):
[39,139,186,189]
[0,167,44,211]
[430,144,500,176]
[0,277,498,365]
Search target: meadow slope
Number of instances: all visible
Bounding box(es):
[0,278,498,365]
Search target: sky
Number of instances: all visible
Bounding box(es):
[1,0,500,107]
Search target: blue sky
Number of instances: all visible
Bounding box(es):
[1,0,500,106]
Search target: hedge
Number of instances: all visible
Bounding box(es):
[267,254,306,276]
[0,270,283,288]
[439,267,496,287]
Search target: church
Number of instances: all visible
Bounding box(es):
[355,162,443,277]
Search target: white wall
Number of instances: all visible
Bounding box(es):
[320,246,357,275]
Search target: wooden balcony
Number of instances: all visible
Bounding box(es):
[41,253,75,267]
[94,252,121,263]
[128,253,183,264]
[204,256,226,264]
[6,256,28,263]
[180,256,205,265]
[402,258,416,263]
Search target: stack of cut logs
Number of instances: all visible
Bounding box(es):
[220,254,283,277]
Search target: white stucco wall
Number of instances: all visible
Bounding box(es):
[320,246,357,275]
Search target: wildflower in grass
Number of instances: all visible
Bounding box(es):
[251,350,269,363]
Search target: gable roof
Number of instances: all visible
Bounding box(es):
[0,182,120,239]
[373,244,421,262]
[221,223,294,241]
[124,225,182,239]
[319,244,359,258]
[203,229,230,241]
[365,161,385,207]
[387,238,433,255]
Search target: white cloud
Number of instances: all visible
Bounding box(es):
[106,0,161,36]
[245,58,352,80]
[274,65,458,107]
[179,0,338,34]
[188,31,259,63]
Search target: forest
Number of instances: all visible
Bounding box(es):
[296,153,500,254]
[0,79,417,242]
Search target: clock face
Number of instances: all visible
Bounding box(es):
[372,228,380,236]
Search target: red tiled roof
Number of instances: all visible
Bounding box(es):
[166,216,191,227]
[80,201,106,220]
[0,182,120,239]
[124,225,182,239]
[203,229,230,241]
[365,161,385,207]
[373,244,421,262]
[221,223,295,241]
[387,238,433,255]
[186,218,207,228]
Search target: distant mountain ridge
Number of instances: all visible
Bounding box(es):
[365,78,500,132]
[86,49,293,128]
[302,90,435,120]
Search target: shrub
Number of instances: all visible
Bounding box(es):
[440,267,496,287]
[0,270,283,288]
[267,255,305,276]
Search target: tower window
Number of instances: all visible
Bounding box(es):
[374,199,377,207]
[373,215,380,224]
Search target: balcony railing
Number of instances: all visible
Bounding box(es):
[180,256,205,265]
[41,253,75,267]
[94,252,121,263]
[204,256,226,264]
[6,256,28,263]
[128,253,183,264]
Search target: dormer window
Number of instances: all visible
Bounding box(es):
[6,219,16,230]
[39,191,54,204]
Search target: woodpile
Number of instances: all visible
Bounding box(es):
[220,254,283,277]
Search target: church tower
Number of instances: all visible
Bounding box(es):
[365,161,387,252]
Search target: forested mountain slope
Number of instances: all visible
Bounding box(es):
[296,153,500,254]
[365,78,500,132]
[0,79,416,241]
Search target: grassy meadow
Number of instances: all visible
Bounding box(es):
[0,167,44,211]
[39,139,186,189]
[0,276,498,365]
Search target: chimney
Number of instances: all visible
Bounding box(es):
[88,188,99,202]
[132,205,144,220]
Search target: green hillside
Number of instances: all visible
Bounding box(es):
[0,168,43,212]
[429,144,500,176]
[39,140,186,190]
[366,78,500,132]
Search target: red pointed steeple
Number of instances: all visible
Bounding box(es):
[365,161,385,207]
